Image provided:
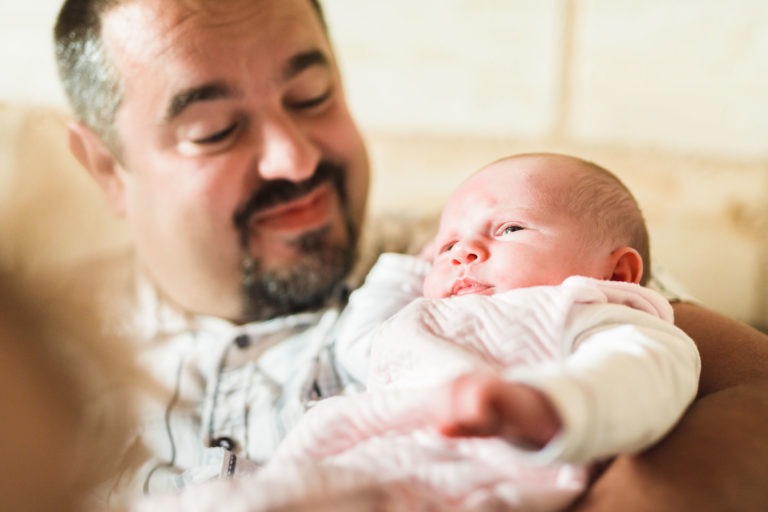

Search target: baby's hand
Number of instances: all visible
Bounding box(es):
[433,373,562,449]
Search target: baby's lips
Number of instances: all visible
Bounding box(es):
[450,278,492,296]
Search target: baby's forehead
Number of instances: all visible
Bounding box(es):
[441,177,548,223]
[438,155,594,227]
[453,156,579,203]
[478,154,588,182]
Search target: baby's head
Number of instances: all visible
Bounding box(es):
[423,153,649,299]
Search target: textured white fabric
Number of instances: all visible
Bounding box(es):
[121,252,698,505]
[334,253,432,385]
[129,253,699,511]
[263,256,700,511]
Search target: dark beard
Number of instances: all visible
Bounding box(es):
[233,161,356,321]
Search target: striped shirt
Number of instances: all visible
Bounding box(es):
[115,274,360,499]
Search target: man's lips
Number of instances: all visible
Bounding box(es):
[250,184,334,234]
[450,278,493,297]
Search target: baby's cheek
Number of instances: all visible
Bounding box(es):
[422,268,445,298]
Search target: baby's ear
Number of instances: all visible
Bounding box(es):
[608,246,643,284]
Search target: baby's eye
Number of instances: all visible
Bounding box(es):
[496,224,524,238]
[439,241,456,254]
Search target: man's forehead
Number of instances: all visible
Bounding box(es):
[102,0,324,60]
[102,0,332,112]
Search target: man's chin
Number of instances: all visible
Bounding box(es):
[240,238,354,321]
[255,228,343,273]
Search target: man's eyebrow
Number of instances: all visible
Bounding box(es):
[165,82,237,121]
[283,49,330,81]
[163,52,327,120]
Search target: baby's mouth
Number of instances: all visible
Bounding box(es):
[450,278,493,297]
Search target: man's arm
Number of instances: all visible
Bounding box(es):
[572,302,768,511]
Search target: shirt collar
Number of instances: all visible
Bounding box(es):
[131,269,341,342]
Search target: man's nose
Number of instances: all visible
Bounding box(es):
[257,112,320,182]
[450,240,488,266]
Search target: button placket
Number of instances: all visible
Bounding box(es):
[234,333,251,349]
[204,333,257,454]
[209,436,237,451]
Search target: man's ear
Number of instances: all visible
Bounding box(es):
[67,122,127,217]
[607,246,643,284]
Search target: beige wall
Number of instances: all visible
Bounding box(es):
[322,0,768,329]
[1,1,766,328]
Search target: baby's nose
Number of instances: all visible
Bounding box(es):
[450,241,487,265]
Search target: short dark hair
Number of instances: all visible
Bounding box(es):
[54,0,327,153]
[54,0,122,151]
[497,153,652,285]
[563,157,652,285]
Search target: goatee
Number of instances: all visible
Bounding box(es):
[233,161,356,321]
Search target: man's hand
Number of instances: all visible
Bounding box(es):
[572,303,768,511]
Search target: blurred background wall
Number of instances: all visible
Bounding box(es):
[1,0,766,330]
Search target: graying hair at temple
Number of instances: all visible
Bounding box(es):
[53,0,326,155]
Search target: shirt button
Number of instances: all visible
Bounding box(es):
[210,436,237,451]
[234,334,251,349]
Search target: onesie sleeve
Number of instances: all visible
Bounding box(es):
[334,253,430,386]
[506,300,701,464]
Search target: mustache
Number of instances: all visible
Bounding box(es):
[233,160,347,248]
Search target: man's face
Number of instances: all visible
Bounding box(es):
[101,0,369,321]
